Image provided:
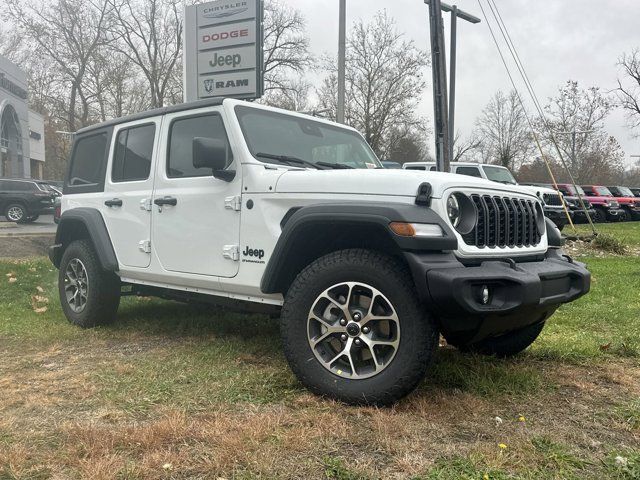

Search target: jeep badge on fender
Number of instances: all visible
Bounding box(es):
[49,97,590,406]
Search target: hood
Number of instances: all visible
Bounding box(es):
[274,168,538,199]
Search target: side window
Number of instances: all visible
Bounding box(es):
[406,166,426,171]
[429,166,437,171]
[112,124,155,182]
[167,114,231,178]
[68,133,108,186]
[456,166,482,178]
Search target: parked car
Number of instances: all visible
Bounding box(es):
[0,178,57,223]
[402,162,571,230]
[582,185,640,221]
[526,183,596,225]
[606,186,640,220]
[49,98,590,406]
[554,184,624,223]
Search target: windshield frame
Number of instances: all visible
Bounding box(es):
[595,186,613,196]
[481,165,518,185]
[234,105,382,169]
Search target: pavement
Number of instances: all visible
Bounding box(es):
[0,214,58,237]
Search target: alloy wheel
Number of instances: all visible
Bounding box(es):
[64,258,89,313]
[6,206,24,222]
[307,282,400,379]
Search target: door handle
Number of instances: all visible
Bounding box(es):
[104,198,123,207]
[153,196,178,207]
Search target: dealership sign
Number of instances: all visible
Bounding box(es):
[184,0,263,101]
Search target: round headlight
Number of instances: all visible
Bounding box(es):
[447,193,477,235]
[447,194,461,227]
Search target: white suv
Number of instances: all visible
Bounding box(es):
[50,98,590,405]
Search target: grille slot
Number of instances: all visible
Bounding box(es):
[463,194,541,249]
[543,193,563,206]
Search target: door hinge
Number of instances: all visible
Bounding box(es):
[225,195,242,211]
[222,244,240,261]
[138,240,151,253]
[139,198,152,212]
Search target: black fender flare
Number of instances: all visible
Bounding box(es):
[260,202,457,294]
[49,207,118,271]
[545,217,565,248]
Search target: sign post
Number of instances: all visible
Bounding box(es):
[184,0,264,102]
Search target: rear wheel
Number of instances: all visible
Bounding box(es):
[280,249,439,406]
[5,204,26,223]
[23,214,40,223]
[59,239,121,328]
[460,321,545,357]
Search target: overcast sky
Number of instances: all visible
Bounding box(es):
[280,0,640,166]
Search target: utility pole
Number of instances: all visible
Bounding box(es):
[425,1,480,170]
[337,0,346,124]
[426,0,450,172]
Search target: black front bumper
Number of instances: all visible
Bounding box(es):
[572,208,596,223]
[544,208,570,226]
[605,207,625,221]
[405,249,590,344]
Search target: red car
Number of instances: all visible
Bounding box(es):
[606,186,640,220]
[582,185,640,221]
[555,184,624,223]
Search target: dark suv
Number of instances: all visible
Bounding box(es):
[0,178,56,223]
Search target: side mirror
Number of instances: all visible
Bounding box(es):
[192,137,235,181]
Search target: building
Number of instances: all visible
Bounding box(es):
[0,55,45,179]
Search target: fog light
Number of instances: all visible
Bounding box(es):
[481,285,490,305]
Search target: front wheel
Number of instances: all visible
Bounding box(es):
[280,249,439,406]
[58,239,121,328]
[593,207,607,223]
[460,321,545,358]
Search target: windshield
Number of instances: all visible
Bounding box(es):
[235,106,381,169]
[616,186,634,196]
[595,186,613,196]
[482,165,517,184]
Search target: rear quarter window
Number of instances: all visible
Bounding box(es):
[65,129,112,194]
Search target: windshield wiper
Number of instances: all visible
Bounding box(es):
[255,152,325,170]
[316,161,354,169]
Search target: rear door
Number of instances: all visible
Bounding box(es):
[102,119,160,268]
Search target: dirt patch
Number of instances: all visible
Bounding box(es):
[0,340,638,479]
[0,235,55,258]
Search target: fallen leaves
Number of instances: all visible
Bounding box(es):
[31,289,49,314]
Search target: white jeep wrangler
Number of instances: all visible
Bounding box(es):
[50,98,590,405]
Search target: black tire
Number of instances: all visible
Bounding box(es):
[280,249,439,406]
[23,214,40,223]
[58,239,121,328]
[5,203,26,223]
[461,321,545,358]
[593,207,607,223]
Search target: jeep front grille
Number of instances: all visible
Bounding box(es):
[543,193,563,206]
[462,195,541,248]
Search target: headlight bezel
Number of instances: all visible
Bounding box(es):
[447,192,477,235]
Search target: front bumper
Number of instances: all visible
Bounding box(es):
[572,208,596,223]
[405,249,590,344]
[605,208,625,221]
[544,208,570,226]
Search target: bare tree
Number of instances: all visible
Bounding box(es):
[386,132,431,164]
[263,0,314,93]
[107,0,182,108]
[452,131,481,162]
[5,0,112,130]
[617,48,640,136]
[541,80,623,182]
[317,11,429,158]
[474,90,533,170]
[262,79,313,112]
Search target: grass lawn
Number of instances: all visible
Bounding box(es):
[1,228,639,479]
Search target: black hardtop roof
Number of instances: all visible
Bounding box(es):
[76,97,225,136]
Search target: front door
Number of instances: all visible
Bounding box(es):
[151,109,241,278]
[102,119,160,268]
